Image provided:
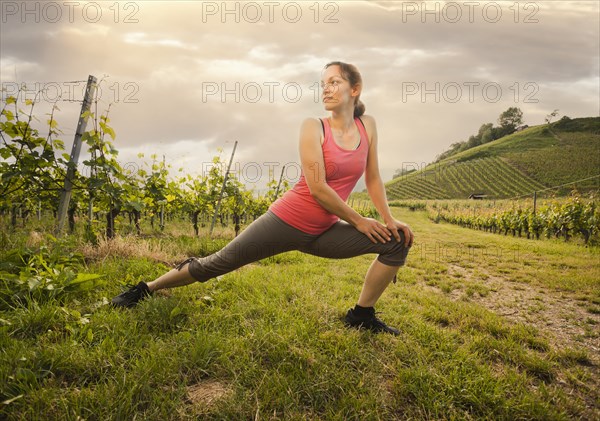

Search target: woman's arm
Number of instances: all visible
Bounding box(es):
[362,115,414,247]
[299,117,392,244]
[362,115,394,223]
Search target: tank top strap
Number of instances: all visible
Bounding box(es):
[320,117,331,147]
[355,117,369,149]
[320,117,367,150]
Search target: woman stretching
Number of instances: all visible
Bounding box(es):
[112,61,414,335]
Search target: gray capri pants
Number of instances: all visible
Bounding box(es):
[182,210,411,282]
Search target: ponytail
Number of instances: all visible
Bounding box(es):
[354,99,366,118]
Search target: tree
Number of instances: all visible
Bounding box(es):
[435,141,464,162]
[544,109,563,140]
[497,107,523,132]
[478,123,494,144]
[392,167,417,179]
[466,134,481,149]
[545,109,559,125]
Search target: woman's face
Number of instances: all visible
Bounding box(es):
[320,65,359,112]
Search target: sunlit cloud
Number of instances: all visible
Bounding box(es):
[47,25,111,38]
[123,32,198,50]
[0,56,39,82]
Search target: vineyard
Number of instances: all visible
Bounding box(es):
[389,196,600,245]
[0,91,288,239]
[385,117,600,200]
[386,156,546,200]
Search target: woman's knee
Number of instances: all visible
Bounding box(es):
[378,232,412,266]
[186,257,211,283]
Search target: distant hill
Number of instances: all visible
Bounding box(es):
[385,117,600,200]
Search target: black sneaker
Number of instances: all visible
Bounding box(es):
[111,282,152,308]
[344,307,400,335]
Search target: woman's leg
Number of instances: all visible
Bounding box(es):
[302,220,410,304]
[111,262,199,307]
[301,221,412,334]
[356,258,400,307]
[147,265,196,292]
[183,211,315,283]
[112,211,316,307]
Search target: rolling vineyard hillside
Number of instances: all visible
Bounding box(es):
[386,117,600,200]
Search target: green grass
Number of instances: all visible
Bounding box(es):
[1,207,599,419]
[386,117,600,199]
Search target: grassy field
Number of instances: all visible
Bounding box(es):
[1,207,599,420]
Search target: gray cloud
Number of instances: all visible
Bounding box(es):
[1,1,598,191]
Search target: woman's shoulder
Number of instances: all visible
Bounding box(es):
[358,114,376,127]
[298,117,325,145]
[300,117,324,131]
[302,116,325,124]
[357,114,377,145]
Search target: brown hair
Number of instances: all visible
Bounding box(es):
[324,61,365,118]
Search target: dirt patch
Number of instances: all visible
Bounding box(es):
[423,263,600,416]
[443,264,599,357]
[185,379,232,406]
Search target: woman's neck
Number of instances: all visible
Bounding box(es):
[328,109,356,132]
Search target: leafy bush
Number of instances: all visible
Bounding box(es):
[0,236,104,309]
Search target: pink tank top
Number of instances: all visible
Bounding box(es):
[269,117,369,234]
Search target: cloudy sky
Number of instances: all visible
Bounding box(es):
[1,0,598,193]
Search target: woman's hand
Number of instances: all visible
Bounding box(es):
[356,217,414,247]
[385,218,414,248]
[356,217,394,244]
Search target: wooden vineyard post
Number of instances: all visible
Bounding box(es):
[274,165,286,199]
[88,154,94,229]
[56,75,97,235]
[210,141,238,237]
[159,155,166,231]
